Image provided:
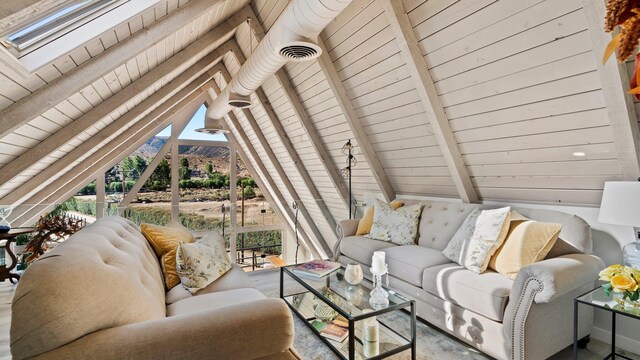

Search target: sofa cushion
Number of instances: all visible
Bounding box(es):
[339,236,396,266]
[141,221,196,289]
[413,201,479,250]
[167,288,266,316]
[382,245,451,287]
[369,200,423,245]
[166,264,255,304]
[11,216,166,360]
[422,263,513,322]
[357,200,404,235]
[176,232,232,294]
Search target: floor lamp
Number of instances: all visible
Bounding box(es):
[341,140,357,219]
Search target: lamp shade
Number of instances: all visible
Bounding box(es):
[598,181,640,226]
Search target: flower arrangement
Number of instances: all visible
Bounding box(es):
[603,0,640,99]
[599,264,640,303]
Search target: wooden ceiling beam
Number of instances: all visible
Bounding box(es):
[582,0,640,180]
[315,38,396,203]
[216,66,331,258]
[0,52,224,206]
[222,40,339,239]
[0,24,235,186]
[382,0,479,203]
[243,9,352,215]
[11,87,209,226]
[217,102,320,259]
[0,0,241,140]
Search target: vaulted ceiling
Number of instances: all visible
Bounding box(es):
[0,0,637,256]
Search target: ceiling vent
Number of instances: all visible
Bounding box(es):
[227,93,252,108]
[277,42,320,61]
[195,118,229,135]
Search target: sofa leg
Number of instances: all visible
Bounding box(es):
[577,335,590,349]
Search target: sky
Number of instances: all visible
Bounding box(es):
[156,104,228,141]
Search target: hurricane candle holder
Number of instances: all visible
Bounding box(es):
[369,265,389,309]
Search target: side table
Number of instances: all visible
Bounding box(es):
[0,228,36,284]
[574,287,638,360]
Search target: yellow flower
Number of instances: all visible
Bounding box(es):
[599,264,624,281]
[611,273,638,292]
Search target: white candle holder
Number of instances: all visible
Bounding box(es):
[369,265,389,309]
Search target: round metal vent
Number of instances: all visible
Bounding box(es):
[279,43,320,61]
[228,99,252,108]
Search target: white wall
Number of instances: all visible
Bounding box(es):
[364,191,640,354]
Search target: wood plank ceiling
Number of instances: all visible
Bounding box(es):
[0,0,634,254]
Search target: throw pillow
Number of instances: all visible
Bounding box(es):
[489,215,562,279]
[176,232,232,294]
[368,199,423,245]
[140,221,195,289]
[442,207,511,274]
[356,200,404,235]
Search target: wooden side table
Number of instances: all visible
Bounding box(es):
[0,228,36,284]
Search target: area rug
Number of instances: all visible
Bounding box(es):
[261,287,490,360]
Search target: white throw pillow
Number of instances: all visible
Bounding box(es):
[442,207,511,274]
[176,232,232,294]
[368,199,423,245]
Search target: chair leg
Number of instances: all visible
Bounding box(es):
[577,335,591,349]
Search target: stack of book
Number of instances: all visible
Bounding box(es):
[292,260,340,279]
[311,316,349,342]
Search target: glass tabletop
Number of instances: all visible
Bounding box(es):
[282,266,411,319]
[576,287,640,319]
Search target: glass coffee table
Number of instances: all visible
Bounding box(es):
[280,265,416,360]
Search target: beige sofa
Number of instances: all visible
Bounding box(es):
[334,200,605,360]
[11,216,299,360]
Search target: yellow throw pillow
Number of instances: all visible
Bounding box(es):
[489,216,562,279]
[356,200,404,235]
[140,221,195,289]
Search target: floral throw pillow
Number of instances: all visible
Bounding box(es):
[176,232,232,294]
[442,207,511,274]
[368,199,423,245]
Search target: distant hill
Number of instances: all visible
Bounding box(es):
[131,136,246,177]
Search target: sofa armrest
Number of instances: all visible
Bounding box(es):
[32,298,294,360]
[333,219,361,261]
[511,253,605,304]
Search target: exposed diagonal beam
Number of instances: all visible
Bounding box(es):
[219,108,320,259]
[243,9,352,215]
[0,0,240,139]
[1,61,224,206]
[226,137,304,260]
[9,85,211,225]
[223,41,339,237]
[11,89,208,226]
[119,140,172,208]
[315,39,396,202]
[382,0,479,203]
[217,67,331,257]
[0,31,233,187]
[582,0,640,179]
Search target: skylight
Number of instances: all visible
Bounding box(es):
[3,0,127,52]
[0,0,162,75]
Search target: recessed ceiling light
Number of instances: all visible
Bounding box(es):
[573,152,586,157]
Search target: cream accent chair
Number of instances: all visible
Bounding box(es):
[11,216,299,360]
[334,201,605,360]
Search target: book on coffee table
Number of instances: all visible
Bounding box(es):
[292,260,340,279]
[311,318,349,343]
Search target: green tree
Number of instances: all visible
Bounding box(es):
[243,185,255,198]
[147,158,170,189]
[133,155,148,178]
[179,157,191,181]
[205,162,214,178]
[122,156,135,178]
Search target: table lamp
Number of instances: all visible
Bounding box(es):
[598,181,640,268]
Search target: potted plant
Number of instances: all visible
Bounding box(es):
[599,264,640,307]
